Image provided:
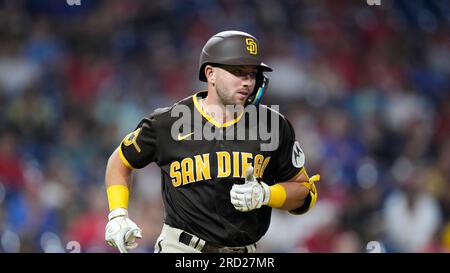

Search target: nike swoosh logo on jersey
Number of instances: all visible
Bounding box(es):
[177,132,194,141]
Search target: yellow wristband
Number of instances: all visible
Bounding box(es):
[268,184,287,208]
[106,184,129,211]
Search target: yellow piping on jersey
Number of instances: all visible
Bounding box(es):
[193,93,244,128]
[119,146,135,170]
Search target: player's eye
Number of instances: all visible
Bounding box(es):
[232,68,243,75]
[233,69,257,79]
[248,71,257,78]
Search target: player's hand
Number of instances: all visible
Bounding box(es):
[105,208,142,253]
[230,166,270,212]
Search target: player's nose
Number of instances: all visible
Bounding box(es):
[242,74,253,85]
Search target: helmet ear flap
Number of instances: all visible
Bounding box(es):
[246,73,269,106]
[254,72,264,93]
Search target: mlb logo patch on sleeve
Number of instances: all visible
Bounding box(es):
[292,141,305,168]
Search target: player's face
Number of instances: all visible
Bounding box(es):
[214,65,257,105]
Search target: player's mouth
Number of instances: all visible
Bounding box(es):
[236,89,250,99]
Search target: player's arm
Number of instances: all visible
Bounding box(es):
[276,171,309,211]
[230,114,319,214]
[267,116,320,214]
[104,118,157,252]
[104,147,142,253]
[230,166,319,214]
[274,169,319,214]
[105,147,133,210]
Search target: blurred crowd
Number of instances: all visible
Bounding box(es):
[0,0,449,253]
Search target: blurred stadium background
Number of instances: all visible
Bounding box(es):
[0,0,449,253]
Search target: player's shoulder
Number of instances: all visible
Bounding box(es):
[258,104,285,117]
[146,93,196,120]
[258,104,289,121]
[256,104,295,133]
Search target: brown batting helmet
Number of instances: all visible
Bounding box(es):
[199,30,272,105]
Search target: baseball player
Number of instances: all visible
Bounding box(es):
[104,30,320,253]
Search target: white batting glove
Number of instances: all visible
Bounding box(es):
[230,166,270,212]
[105,208,142,253]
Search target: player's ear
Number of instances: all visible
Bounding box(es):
[205,65,216,84]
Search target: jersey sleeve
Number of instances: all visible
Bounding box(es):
[119,115,158,169]
[271,117,305,182]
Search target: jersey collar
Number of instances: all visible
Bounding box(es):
[193,91,244,128]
